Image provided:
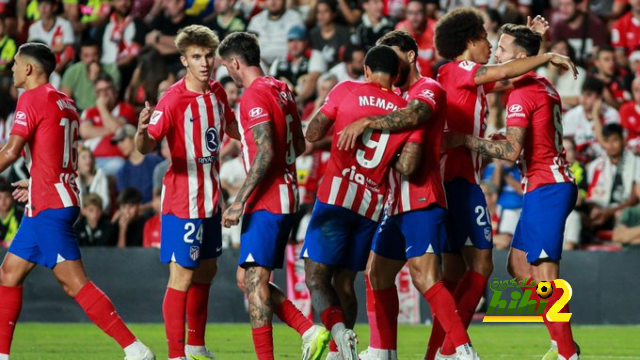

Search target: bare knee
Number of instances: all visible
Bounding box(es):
[304,260,332,291]
[193,259,218,284]
[466,250,494,278]
[168,263,195,292]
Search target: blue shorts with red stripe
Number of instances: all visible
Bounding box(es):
[512,182,577,263]
[160,212,222,268]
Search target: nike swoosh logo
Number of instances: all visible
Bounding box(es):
[216,246,222,252]
[405,246,413,252]
[190,116,200,122]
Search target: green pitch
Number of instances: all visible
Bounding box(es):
[11,323,640,359]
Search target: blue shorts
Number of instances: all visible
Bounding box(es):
[372,205,446,261]
[239,210,295,269]
[301,201,378,272]
[9,207,81,269]
[160,212,222,268]
[512,183,577,264]
[443,178,494,253]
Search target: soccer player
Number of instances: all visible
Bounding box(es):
[0,43,154,360]
[135,25,234,360]
[218,32,329,360]
[337,31,478,360]
[302,44,425,360]
[452,24,579,360]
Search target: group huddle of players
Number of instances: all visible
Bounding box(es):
[0,5,582,360]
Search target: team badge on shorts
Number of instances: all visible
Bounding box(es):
[484,227,492,242]
[190,246,200,261]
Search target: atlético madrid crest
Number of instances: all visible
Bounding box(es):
[190,246,200,261]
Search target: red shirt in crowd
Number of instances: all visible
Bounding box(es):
[81,102,136,158]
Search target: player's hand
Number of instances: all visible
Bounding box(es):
[488,132,507,141]
[443,131,465,149]
[11,180,30,203]
[547,53,578,79]
[222,201,244,228]
[527,15,549,36]
[138,101,152,133]
[337,119,371,151]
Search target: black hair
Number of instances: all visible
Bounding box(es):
[364,45,400,78]
[435,7,486,60]
[499,24,542,57]
[218,32,261,67]
[17,42,56,76]
[550,39,577,64]
[602,123,624,139]
[95,72,115,85]
[582,76,604,95]
[485,8,502,28]
[220,76,235,88]
[343,44,366,63]
[0,183,13,195]
[80,38,100,49]
[596,45,615,58]
[118,187,142,205]
[376,30,419,56]
[316,0,338,13]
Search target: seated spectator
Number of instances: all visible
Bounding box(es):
[328,44,365,83]
[309,0,352,69]
[60,39,121,113]
[612,0,640,67]
[142,188,161,248]
[564,77,620,159]
[111,187,146,247]
[586,124,640,232]
[247,0,304,66]
[28,0,75,75]
[483,159,523,250]
[113,124,164,208]
[564,137,587,249]
[590,46,633,109]
[395,0,435,77]
[220,75,239,113]
[0,15,17,76]
[352,0,394,50]
[80,73,136,175]
[550,0,609,63]
[619,77,640,152]
[76,147,111,212]
[63,0,111,34]
[537,39,587,110]
[269,26,326,102]
[203,0,245,40]
[74,194,114,246]
[126,46,174,111]
[613,198,640,246]
[0,183,21,248]
[147,0,198,74]
[301,72,338,121]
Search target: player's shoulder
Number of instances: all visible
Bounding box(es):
[443,60,479,74]
[410,77,445,98]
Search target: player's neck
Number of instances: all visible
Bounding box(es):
[368,73,393,89]
[243,67,266,89]
[184,74,210,94]
[24,76,49,91]
[400,67,422,92]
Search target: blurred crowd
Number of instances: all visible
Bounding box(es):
[0,0,640,250]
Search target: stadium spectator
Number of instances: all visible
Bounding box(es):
[0,15,17,75]
[590,46,633,109]
[564,137,586,249]
[247,0,304,66]
[76,147,111,212]
[620,77,640,151]
[79,73,136,175]
[63,0,111,34]
[395,0,435,77]
[564,77,620,159]
[483,159,523,250]
[301,72,338,122]
[113,124,163,207]
[550,0,609,63]
[612,0,640,66]
[586,124,640,232]
[142,188,161,248]
[203,0,246,40]
[0,183,21,248]
[60,40,121,113]
[309,0,352,69]
[152,138,169,191]
[126,46,174,111]
[269,25,327,102]
[612,186,640,245]
[147,0,198,74]
[352,0,394,50]
[74,193,114,246]
[220,75,239,112]
[328,44,365,83]
[536,39,586,109]
[28,0,75,74]
[111,187,146,247]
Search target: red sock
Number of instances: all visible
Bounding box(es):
[424,282,470,356]
[252,325,274,360]
[0,286,22,355]
[425,278,457,360]
[163,287,188,358]
[186,282,210,347]
[373,286,399,350]
[75,282,136,349]
[329,339,338,352]
[365,276,381,349]
[275,299,313,336]
[320,306,344,331]
[440,271,487,355]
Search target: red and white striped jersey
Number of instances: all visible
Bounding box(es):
[148,78,235,219]
[237,76,302,215]
[11,84,81,217]
[438,60,495,184]
[316,81,423,221]
[387,77,448,216]
[506,72,573,193]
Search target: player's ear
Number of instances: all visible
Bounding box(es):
[364,65,372,81]
[407,50,416,64]
[180,54,188,68]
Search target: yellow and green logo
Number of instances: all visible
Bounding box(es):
[482,278,573,323]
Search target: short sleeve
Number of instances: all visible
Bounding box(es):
[147,96,171,141]
[319,82,349,120]
[240,90,272,129]
[412,82,444,117]
[11,96,37,140]
[62,20,75,45]
[505,90,531,128]
[454,61,483,89]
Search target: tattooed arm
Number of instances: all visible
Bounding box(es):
[337,99,432,150]
[222,122,274,227]
[305,110,334,142]
[394,142,423,176]
[473,53,578,86]
[294,118,306,156]
[463,127,527,162]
